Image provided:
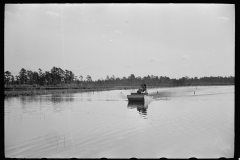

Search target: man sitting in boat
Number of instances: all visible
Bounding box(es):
[137,84,147,94]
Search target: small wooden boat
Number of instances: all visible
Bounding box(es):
[127,93,148,102]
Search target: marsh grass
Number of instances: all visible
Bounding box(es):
[4,83,233,98]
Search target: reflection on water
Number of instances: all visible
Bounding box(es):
[18,94,75,115]
[127,102,148,118]
[18,93,74,103]
[127,96,153,119]
[43,94,74,104]
[126,94,154,119]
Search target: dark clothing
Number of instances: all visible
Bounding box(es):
[137,84,147,94]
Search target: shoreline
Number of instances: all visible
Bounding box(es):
[4,83,234,98]
[4,86,137,98]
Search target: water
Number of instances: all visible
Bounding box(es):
[4,85,234,158]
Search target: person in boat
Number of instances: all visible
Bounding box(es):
[137,83,147,94]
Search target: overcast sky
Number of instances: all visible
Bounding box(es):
[5,4,234,81]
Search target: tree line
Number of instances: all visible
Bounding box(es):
[4,67,85,86]
[4,67,234,87]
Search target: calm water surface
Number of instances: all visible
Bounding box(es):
[4,86,234,158]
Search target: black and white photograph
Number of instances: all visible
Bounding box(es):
[4,3,234,158]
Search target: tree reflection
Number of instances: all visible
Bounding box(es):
[49,94,74,104]
[18,93,75,104]
[18,94,75,115]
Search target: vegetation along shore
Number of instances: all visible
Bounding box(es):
[4,66,234,98]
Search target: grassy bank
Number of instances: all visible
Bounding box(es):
[4,83,234,98]
[4,85,139,98]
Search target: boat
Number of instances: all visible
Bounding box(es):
[127,93,148,102]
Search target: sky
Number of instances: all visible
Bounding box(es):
[4,4,235,81]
